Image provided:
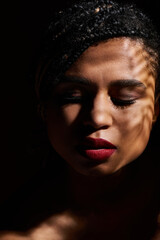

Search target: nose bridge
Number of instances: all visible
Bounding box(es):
[90,90,112,128]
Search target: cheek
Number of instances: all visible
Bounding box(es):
[116,102,154,153]
[112,102,154,171]
[45,105,82,145]
[47,104,81,126]
[61,104,82,125]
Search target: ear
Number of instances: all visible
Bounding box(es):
[152,94,160,124]
[38,103,47,122]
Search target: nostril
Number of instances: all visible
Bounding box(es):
[81,124,97,135]
[82,120,110,135]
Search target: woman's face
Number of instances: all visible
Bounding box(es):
[46,38,157,176]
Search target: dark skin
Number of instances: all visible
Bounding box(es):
[0,38,159,240]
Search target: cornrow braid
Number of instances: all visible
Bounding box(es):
[35,0,160,104]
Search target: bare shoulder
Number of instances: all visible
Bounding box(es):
[29,210,85,240]
[0,232,30,240]
[0,211,85,240]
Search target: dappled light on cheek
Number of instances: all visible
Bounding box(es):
[113,44,156,171]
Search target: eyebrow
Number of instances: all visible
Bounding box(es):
[109,79,146,89]
[60,75,92,85]
[60,75,146,89]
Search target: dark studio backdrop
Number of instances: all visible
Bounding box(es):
[1,0,160,204]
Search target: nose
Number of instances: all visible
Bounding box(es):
[83,91,113,130]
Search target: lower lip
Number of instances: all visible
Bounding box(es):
[80,149,116,161]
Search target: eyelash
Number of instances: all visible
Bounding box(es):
[57,92,136,108]
[57,93,83,105]
[111,97,136,108]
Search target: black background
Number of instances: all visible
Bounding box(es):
[1,0,160,203]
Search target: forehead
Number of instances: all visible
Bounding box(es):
[70,38,146,70]
[66,37,155,89]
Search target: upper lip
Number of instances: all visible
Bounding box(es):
[79,137,116,149]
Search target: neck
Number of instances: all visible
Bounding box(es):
[66,163,137,210]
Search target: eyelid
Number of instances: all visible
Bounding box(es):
[113,95,138,100]
[111,97,136,102]
[109,87,145,97]
[53,88,85,105]
[109,89,142,102]
[111,97,137,108]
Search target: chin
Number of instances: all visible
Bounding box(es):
[71,162,122,177]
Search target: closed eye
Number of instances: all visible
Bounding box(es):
[111,97,136,108]
[61,95,82,104]
[55,90,84,105]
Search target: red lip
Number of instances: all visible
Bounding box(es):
[77,137,117,161]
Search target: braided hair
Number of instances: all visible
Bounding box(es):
[35,0,160,107]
